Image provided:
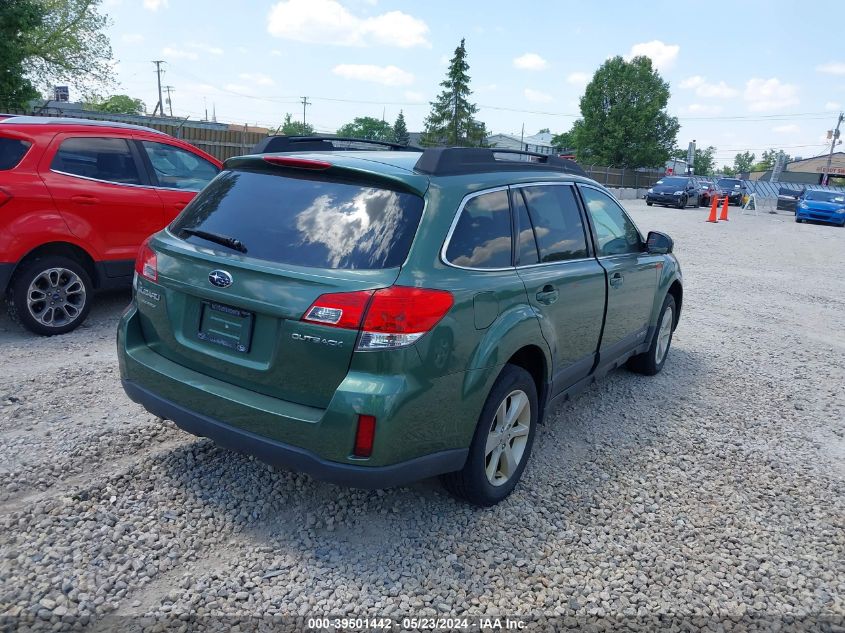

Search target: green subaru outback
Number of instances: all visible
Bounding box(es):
[118,143,682,506]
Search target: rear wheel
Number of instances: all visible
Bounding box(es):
[627,294,676,376]
[441,365,537,506]
[7,256,93,335]
[646,200,653,207]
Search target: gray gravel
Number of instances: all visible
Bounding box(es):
[1,201,843,631]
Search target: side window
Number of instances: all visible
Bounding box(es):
[51,137,141,184]
[445,189,512,269]
[140,141,219,191]
[512,189,539,266]
[520,185,588,262]
[0,137,31,170]
[580,186,644,256]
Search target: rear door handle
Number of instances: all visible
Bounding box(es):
[536,285,559,305]
[71,195,99,205]
[609,272,624,288]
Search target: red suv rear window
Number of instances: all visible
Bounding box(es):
[0,137,31,170]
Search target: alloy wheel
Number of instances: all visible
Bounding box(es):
[484,389,532,486]
[655,305,674,364]
[26,267,87,328]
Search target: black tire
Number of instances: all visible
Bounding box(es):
[795,217,802,223]
[627,294,676,376]
[646,201,653,206]
[6,255,93,336]
[676,195,687,209]
[441,365,538,506]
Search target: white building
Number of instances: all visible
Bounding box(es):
[487,131,558,155]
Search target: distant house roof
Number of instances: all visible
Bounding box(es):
[488,131,557,149]
[785,151,845,175]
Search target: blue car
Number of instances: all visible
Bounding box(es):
[795,190,845,226]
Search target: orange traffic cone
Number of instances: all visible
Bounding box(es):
[707,196,719,223]
[719,195,730,221]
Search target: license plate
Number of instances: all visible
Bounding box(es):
[197,301,253,353]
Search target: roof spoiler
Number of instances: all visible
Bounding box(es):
[253,135,420,154]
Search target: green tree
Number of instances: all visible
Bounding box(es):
[721,165,737,177]
[420,38,487,147]
[87,94,145,115]
[572,55,679,167]
[393,110,410,146]
[278,113,314,136]
[23,0,114,91]
[733,151,756,175]
[336,116,394,141]
[537,127,550,134]
[552,128,576,150]
[671,145,716,176]
[0,0,44,109]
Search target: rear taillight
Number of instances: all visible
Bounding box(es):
[0,189,10,208]
[135,238,157,282]
[301,286,453,350]
[302,290,373,329]
[353,414,377,457]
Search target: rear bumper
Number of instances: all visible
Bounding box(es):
[122,378,467,488]
[0,263,14,294]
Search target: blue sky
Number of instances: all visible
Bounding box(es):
[103,0,845,166]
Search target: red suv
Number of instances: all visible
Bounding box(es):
[0,116,222,334]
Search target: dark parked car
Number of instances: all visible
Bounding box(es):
[118,145,682,506]
[645,176,700,208]
[716,178,747,205]
[776,187,804,212]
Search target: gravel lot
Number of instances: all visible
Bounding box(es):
[1,201,843,631]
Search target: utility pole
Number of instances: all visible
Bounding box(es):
[152,60,165,116]
[163,85,175,117]
[822,111,843,186]
[300,96,311,127]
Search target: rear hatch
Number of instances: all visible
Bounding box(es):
[135,155,428,409]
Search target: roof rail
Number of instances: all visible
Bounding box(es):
[253,135,420,154]
[0,115,166,135]
[413,147,587,177]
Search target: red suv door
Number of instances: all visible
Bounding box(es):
[39,133,165,278]
[134,137,221,223]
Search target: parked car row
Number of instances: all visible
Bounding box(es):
[0,117,222,334]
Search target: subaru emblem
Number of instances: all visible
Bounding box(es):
[208,270,233,288]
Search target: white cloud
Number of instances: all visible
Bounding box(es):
[271,49,283,57]
[566,72,589,86]
[696,81,738,99]
[626,40,679,71]
[121,33,144,44]
[513,53,548,71]
[773,124,800,133]
[332,64,414,86]
[187,42,224,56]
[143,0,168,11]
[524,88,553,104]
[684,103,724,115]
[680,75,704,89]
[744,77,799,112]
[403,90,424,102]
[162,47,198,60]
[239,72,275,86]
[816,61,845,75]
[267,0,429,48]
[825,101,842,111]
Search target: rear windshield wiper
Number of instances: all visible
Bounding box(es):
[179,228,248,254]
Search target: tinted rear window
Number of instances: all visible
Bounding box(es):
[171,170,424,270]
[0,137,31,170]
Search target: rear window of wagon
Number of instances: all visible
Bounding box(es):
[0,137,32,170]
[170,170,424,270]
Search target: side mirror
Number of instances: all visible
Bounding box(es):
[647,231,673,255]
